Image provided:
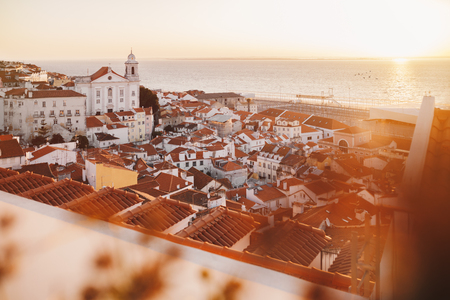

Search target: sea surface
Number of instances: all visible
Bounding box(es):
[34,59,450,105]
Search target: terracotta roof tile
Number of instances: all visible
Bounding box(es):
[19,179,94,206]
[176,206,258,247]
[59,187,142,220]
[112,197,196,231]
[0,167,19,180]
[245,220,331,266]
[0,139,25,158]
[29,90,85,98]
[0,172,54,195]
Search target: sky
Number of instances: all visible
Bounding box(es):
[1,0,450,60]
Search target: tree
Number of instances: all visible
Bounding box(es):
[139,86,160,138]
[31,135,46,147]
[37,121,51,138]
[71,135,89,149]
[139,86,159,114]
[164,125,174,132]
[49,133,65,144]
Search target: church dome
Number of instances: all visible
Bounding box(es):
[126,51,138,63]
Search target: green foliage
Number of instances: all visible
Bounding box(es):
[71,135,89,149]
[31,135,47,147]
[164,125,174,132]
[49,133,65,144]
[139,86,159,114]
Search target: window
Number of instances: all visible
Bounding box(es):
[34,100,38,105]
[273,166,276,170]
[96,99,100,104]
[60,110,64,116]
[63,100,66,106]
[4,101,7,106]
[200,161,203,166]
[34,120,38,124]
[185,162,189,167]
[42,101,46,107]
[132,91,135,97]
[268,174,271,179]
[108,99,112,103]
[50,110,55,116]
[307,136,312,140]
[193,161,197,167]
[120,89,124,97]
[67,118,72,125]
[96,90,100,97]
[53,101,56,107]
[75,110,80,116]
[53,119,58,124]
[263,163,266,168]
[177,163,180,168]
[40,111,44,117]
[10,102,13,108]
[132,101,135,106]
[40,120,45,125]
[108,88,112,97]
[120,98,123,102]
[67,110,71,116]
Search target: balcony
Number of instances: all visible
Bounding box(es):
[49,113,55,117]
[39,114,45,118]
[59,113,65,117]
[75,113,80,116]
[66,113,72,117]
[33,113,39,118]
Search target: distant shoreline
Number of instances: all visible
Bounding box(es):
[25,56,450,62]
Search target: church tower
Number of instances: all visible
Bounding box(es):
[125,49,139,81]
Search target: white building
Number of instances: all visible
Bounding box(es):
[3,89,86,142]
[74,52,140,116]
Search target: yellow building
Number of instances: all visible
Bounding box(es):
[86,160,138,190]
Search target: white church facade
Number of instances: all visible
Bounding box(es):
[74,52,140,116]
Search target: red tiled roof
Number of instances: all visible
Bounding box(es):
[251,185,285,202]
[112,197,196,232]
[29,146,70,161]
[304,180,336,195]
[59,187,142,220]
[90,66,126,81]
[153,172,192,193]
[245,220,331,266]
[0,172,54,195]
[18,163,55,178]
[137,144,158,156]
[19,179,94,206]
[28,90,85,98]
[0,167,19,180]
[0,135,13,141]
[188,167,215,190]
[0,139,25,158]
[176,206,258,247]
[86,116,104,128]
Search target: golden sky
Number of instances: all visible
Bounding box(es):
[1,0,450,60]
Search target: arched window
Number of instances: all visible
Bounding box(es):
[339,139,349,153]
[131,67,135,75]
[108,88,112,97]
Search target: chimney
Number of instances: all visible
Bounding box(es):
[283,181,287,190]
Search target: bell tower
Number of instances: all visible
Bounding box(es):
[125,49,139,81]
